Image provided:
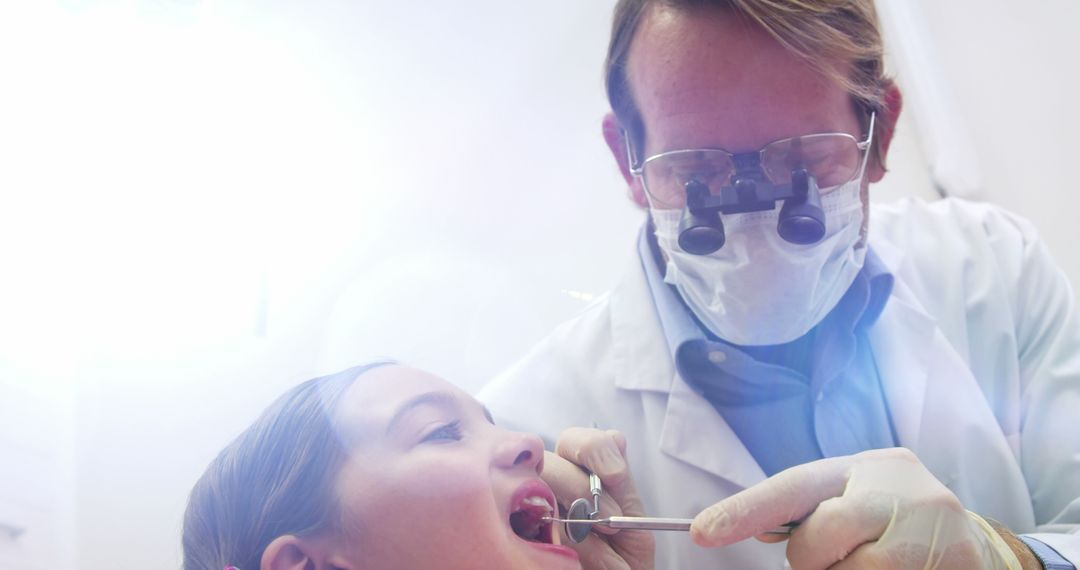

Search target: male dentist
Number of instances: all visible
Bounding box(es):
[481,1,1080,568]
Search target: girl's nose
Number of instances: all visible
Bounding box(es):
[495,430,545,474]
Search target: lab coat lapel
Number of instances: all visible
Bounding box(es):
[913,325,1035,527]
[869,270,1034,527]
[611,253,766,490]
[867,289,933,449]
[610,254,678,393]
[868,238,932,448]
[661,371,767,490]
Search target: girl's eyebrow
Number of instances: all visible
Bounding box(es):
[385,391,461,435]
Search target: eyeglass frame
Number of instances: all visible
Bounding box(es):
[625,112,877,208]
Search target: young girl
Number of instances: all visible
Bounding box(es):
[182,362,650,570]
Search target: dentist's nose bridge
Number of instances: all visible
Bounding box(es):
[493,429,544,474]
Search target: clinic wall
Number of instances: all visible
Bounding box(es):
[891,0,1080,285]
[33,1,642,568]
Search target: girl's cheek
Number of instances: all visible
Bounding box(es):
[399,458,490,501]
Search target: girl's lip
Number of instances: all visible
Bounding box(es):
[526,541,581,563]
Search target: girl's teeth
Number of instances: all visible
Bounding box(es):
[522,496,552,510]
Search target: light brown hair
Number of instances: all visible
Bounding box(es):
[181,362,389,570]
[605,0,892,166]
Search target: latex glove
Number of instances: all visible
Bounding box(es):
[544,428,655,570]
[691,448,1023,570]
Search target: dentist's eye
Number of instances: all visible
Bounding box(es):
[421,420,463,443]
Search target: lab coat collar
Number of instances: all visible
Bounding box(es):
[611,246,679,394]
[611,248,767,488]
[661,368,768,489]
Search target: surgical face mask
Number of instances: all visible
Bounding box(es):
[651,175,867,346]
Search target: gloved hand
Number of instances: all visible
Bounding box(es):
[691,448,1026,569]
[544,427,655,570]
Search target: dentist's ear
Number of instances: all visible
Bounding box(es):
[261,535,355,570]
[868,80,903,183]
[602,113,649,209]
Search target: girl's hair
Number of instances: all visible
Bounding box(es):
[181,362,391,570]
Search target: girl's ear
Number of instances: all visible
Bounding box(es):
[868,80,903,183]
[261,535,356,570]
[262,536,313,570]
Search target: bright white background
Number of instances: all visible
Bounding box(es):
[0,1,1075,569]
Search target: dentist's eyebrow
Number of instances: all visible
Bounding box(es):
[482,405,495,425]
[385,391,461,436]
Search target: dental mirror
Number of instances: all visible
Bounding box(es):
[564,498,594,543]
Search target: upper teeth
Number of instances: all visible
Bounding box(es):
[521,496,553,513]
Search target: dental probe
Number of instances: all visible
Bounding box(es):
[542,515,798,536]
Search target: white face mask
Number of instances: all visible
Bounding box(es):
[651,174,868,346]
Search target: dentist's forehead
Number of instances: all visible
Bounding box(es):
[628,4,854,151]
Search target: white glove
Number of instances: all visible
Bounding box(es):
[543,428,655,570]
[691,448,1023,569]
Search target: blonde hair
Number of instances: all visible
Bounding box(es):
[605,0,892,167]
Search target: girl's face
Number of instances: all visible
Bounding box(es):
[331,365,580,570]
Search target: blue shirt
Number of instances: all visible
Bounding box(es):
[638,224,898,476]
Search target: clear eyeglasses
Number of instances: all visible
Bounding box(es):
[630,113,875,210]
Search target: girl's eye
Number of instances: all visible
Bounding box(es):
[421,420,463,444]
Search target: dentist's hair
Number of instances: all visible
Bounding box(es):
[181,362,391,570]
[605,0,893,167]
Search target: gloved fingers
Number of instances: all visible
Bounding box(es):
[547,428,656,570]
[554,428,629,492]
[554,428,646,518]
[566,527,655,570]
[783,496,888,570]
[541,450,624,526]
[691,455,855,548]
[568,532,633,570]
[754,532,789,544]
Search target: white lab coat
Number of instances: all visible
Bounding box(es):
[479,198,1080,569]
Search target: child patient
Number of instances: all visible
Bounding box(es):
[182,362,633,570]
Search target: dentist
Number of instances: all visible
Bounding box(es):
[481,1,1080,568]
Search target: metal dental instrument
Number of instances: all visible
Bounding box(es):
[588,472,602,517]
[563,491,600,542]
[544,515,694,532]
[555,456,606,543]
[552,466,797,543]
[542,514,798,543]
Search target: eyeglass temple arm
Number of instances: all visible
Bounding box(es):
[622,129,644,174]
